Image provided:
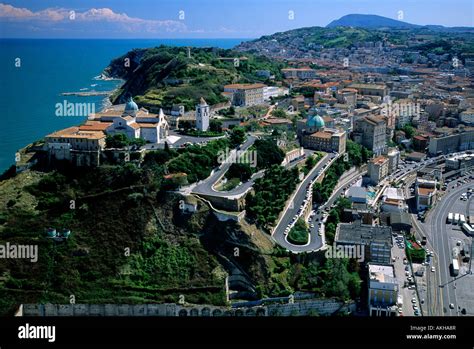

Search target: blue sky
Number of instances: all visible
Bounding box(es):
[0,0,473,38]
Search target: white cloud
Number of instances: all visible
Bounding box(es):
[0,3,186,33]
[0,3,34,18]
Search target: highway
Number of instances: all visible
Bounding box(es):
[415,177,474,316]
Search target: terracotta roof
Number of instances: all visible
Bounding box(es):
[310,131,332,139]
[79,121,112,131]
[370,155,388,165]
[418,187,435,196]
[262,118,292,125]
[46,126,105,140]
[136,123,159,128]
[128,122,140,130]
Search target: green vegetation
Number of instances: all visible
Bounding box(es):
[253,138,285,170]
[105,134,147,149]
[401,124,416,139]
[246,165,299,229]
[324,197,352,244]
[229,127,247,147]
[287,219,309,245]
[217,106,236,117]
[406,247,426,263]
[216,177,241,191]
[263,253,361,301]
[303,152,323,176]
[0,161,231,315]
[271,108,288,119]
[241,26,474,58]
[406,236,427,263]
[105,45,286,111]
[226,163,253,182]
[167,138,230,184]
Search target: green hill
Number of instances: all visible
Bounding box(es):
[103,46,286,111]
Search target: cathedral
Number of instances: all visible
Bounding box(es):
[88,97,169,143]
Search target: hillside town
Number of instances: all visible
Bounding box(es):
[2,10,474,327]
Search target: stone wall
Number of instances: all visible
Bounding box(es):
[20,299,355,317]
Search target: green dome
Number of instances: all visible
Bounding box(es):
[307,114,325,129]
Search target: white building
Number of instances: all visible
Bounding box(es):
[263,86,289,101]
[368,264,399,317]
[415,178,437,212]
[195,97,210,131]
[90,97,169,144]
[386,148,400,173]
[381,187,407,213]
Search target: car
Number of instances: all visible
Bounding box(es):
[414,310,420,316]
[318,231,322,236]
[413,305,418,310]
[405,265,409,271]
[405,271,410,276]
[411,298,417,304]
[449,303,455,309]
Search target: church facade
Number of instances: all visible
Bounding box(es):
[45,97,169,166]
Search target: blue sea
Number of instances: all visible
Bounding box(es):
[0,38,248,172]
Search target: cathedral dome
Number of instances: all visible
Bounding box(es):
[306,114,325,129]
[124,97,138,115]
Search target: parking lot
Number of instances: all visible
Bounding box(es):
[392,234,419,316]
[438,193,474,314]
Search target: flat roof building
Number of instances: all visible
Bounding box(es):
[335,221,392,265]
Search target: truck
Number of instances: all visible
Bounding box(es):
[469,216,474,225]
[447,212,453,224]
[454,213,460,224]
[452,259,459,276]
[462,223,474,236]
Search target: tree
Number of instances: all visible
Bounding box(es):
[403,124,416,139]
[271,108,287,119]
[361,146,371,163]
[254,139,285,170]
[180,120,192,131]
[226,163,252,181]
[312,182,324,204]
[209,120,223,133]
[105,134,129,149]
[229,127,247,147]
